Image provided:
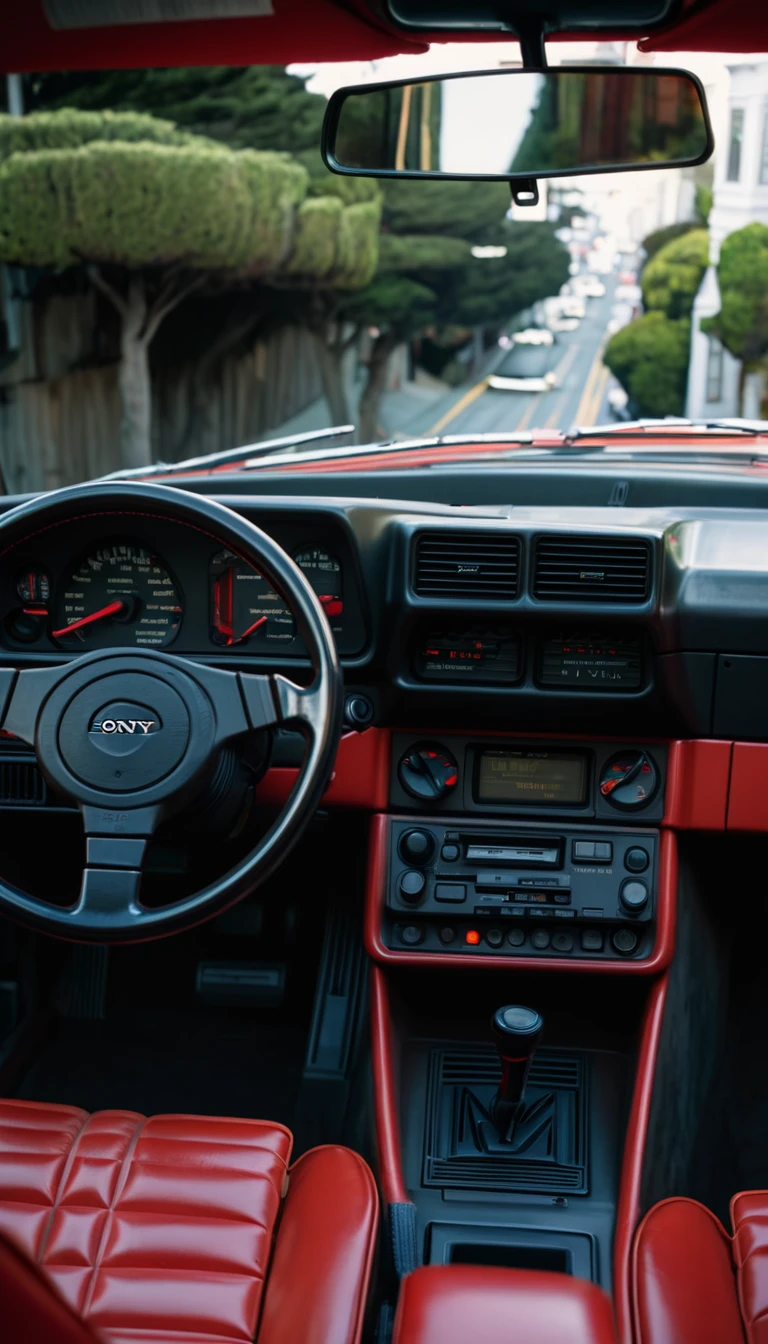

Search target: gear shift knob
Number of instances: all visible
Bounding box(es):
[490,1004,544,1140]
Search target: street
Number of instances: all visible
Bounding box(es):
[399,277,618,440]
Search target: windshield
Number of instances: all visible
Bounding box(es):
[1,44,766,490]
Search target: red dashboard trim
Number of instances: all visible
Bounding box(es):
[364,814,677,975]
[726,742,768,831]
[613,974,669,1344]
[664,739,732,829]
[370,964,410,1207]
[255,726,390,809]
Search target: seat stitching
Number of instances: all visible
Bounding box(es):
[80,1114,148,1321]
[42,1206,273,1232]
[34,1110,91,1264]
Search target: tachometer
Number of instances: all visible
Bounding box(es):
[52,542,182,648]
[294,547,343,626]
[210,549,295,645]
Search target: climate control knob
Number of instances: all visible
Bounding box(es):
[398,743,458,803]
[599,750,658,810]
[399,829,436,865]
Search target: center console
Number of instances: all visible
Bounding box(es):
[374,734,667,966]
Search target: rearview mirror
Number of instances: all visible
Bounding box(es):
[322,67,713,183]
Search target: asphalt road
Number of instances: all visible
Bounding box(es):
[420,278,618,439]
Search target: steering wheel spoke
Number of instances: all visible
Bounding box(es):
[273,673,329,737]
[75,803,162,927]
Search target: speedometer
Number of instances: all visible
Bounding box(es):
[52,542,182,648]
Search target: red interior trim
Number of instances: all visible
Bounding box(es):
[255,726,390,810]
[613,974,668,1344]
[664,739,732,830]
[364,811,677,975]
[4,0,759,73]
[370,959,410,1207]
[726,742,768,831]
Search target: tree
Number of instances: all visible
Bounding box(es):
[641,220,698,263]
[24,66,326,154]
[641,228,708,319]
[604,312,691,417]
[0,109,380,466]
[703,223,768,376]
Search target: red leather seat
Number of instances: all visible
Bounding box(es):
[632,1192,768,1343]
[0,1098,378,1344]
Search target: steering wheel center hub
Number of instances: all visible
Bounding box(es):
[58,673,190,792]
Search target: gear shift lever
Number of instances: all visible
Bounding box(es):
[490,1004,544,1141]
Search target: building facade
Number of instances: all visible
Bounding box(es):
[686,60,768,420]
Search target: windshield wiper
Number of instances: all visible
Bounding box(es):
[566,417,768,441]
[98,424,356,481]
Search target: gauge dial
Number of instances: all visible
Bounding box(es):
[52,543,182,648]
[16,568,50,608]
[599,750,658,809]
[294,548,343,625]
[210,549,295,646]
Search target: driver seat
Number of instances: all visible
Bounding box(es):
[0,1098,378,1344]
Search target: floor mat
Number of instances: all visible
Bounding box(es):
[16,1012,307,1127]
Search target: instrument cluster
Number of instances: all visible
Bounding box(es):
[0,513,365,659]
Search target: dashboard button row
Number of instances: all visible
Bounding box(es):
[396,924,640,955]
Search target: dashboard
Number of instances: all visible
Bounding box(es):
[0,485,766,742]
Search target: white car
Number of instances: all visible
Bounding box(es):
[489,371,558,392]
[560,297,586,319]
[512,327,554,346]
[548,316,581,332]
[572,277,606,299]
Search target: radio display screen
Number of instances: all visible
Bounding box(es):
[476,750,588,806]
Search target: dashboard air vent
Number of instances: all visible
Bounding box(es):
[0,755,47,806]
[414,531,520,600]
[533,536,651,603]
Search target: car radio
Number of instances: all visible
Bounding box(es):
[384,817,658,960]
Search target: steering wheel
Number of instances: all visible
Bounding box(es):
[0,481,343,941]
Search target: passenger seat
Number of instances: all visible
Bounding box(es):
[633,1192,767,1342]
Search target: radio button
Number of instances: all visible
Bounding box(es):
[399,924,424,946]
[441,844,460,862]
[625,847,650,873]
[553,908,576,918]
[399,870,426,902]
[620,879,649,913]
[435,883,467,903]
[485,928,504,948]
[581,929,604,952]
[507,928,525,947]
[439,926,457,945]
[612,928,639,955]
[594,842,613,861]
[552,931,574,953]
[531,929,551,950]
[399,829,436,865]
[573,841,596,860]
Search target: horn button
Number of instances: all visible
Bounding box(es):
[58,674,190,792]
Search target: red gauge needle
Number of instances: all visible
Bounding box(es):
[52,599,125,638]
[233,616,268,644]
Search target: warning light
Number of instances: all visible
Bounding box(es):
[465,929,481,946]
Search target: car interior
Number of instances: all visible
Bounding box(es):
[1,2,768,1343]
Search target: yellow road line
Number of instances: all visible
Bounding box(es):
[572,341,608,428]
[427,376,489,435]
[582,363,611,428]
